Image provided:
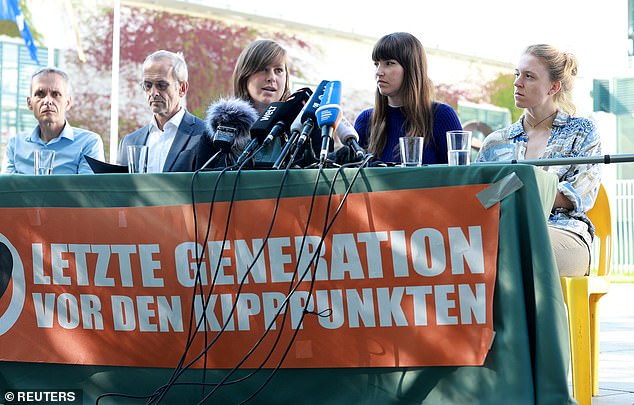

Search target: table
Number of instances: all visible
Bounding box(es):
[0,164,573,404]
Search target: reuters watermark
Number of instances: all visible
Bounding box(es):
[1,390,82,404]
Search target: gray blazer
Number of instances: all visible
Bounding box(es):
[117,110,210,172]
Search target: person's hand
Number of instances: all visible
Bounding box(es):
[553,190,574,210]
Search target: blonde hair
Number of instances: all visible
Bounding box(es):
[524,44,578,115]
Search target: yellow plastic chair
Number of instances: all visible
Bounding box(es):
[560,184,612,405]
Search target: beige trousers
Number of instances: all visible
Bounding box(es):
[548,226,591,276]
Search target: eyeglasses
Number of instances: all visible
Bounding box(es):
[140,80,175,92]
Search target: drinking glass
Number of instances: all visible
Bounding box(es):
[127,145,148,173]
[34,149,55,175]
[446,131,472,166]
[399,137,424,167]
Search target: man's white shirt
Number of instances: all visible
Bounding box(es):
[146,108,185,173]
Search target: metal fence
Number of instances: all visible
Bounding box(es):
[611,180,634,275]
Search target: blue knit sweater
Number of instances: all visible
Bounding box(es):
[354,102,462,164]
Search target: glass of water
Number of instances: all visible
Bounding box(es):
[34,149,55,175]
[446,131,472,166]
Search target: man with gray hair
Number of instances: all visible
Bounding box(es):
[1,67,104,174]
[117,50,211,172]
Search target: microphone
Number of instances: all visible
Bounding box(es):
[252,87,312,147]
[294,80,329,154]
[206,97,259,154]
[334,115,366,159]
[237,87,312,165]
[315,80,342,165]
[237,102,283,165]
[203,97,259,168]
[272,103,307,169]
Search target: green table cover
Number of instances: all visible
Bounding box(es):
[0,164,574,404]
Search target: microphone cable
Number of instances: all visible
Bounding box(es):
[235,156,373,404]
[98,154,373,404]
[198,156,372,404]
[95,163,235,405]
[286,134,310,169]
[179,156,339,404]
[146,164,238,404]
[146,158,253,404]
[186,156,328,403]
[150,149,305,403]
[272,129,301,169]
[192,160,325,403]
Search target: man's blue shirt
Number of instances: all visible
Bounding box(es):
[2,122,104,174]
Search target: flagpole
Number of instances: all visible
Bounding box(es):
[109,0,121,163]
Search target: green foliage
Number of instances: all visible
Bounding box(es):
[483,73,523,122]
[0,0,43,43]
[0,20,19,36]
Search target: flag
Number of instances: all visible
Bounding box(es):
[0,0,40,65]
[64,0,85,63]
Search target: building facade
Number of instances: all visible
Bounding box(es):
[0,37,56,163]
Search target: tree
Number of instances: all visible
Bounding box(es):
[482,73,523,122]
[63,5,312,156]
[0,0,42,43]
[434,82,481,110]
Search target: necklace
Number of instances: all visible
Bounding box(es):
[524,111,557,128]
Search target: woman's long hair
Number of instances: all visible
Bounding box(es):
[368,32,435,157]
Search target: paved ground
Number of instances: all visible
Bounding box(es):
[588,283,634,405]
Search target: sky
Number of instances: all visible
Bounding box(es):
[209,0,629,78]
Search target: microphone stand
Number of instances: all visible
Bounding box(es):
[236,138,260,166]
[199,150,224,171]
[273,131,300,169]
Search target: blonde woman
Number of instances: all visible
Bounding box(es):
[476,44,602,276]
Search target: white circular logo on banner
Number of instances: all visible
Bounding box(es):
[0,233,26,336]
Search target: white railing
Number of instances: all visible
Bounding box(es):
[613,180,634,275]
